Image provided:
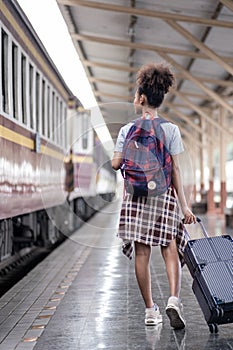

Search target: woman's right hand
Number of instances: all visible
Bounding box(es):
[182,207,196,224]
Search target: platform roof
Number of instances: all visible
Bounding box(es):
[57,0,233,146]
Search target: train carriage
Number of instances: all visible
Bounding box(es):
[0,0,116,265]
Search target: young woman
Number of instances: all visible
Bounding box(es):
[112,63,196,329]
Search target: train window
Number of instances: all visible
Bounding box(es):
[12,42,18,119]
[41,79,46,135]
[29,64,34,129]
[59,101,63,146]
[1,29,9,114]
[64,106,67,149]
[56,96,59,143]
[21,53,27,124]
[82,113,89,149]
[36,72,40,132]
[1,24,67,142]
[47,85,50,138]
[52,91,55,141]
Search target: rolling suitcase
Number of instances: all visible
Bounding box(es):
[184,217,233,333]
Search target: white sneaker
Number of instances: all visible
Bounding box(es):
[145,305,163,326]
[165,296,186,329]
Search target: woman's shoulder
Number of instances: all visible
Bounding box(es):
[119,121,135,135]
[159,118,180,134]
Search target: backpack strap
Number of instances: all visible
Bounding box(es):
[124,115,169,144]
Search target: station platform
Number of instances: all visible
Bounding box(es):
[0,199,232,350]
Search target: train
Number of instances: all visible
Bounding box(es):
[0,0,116,264]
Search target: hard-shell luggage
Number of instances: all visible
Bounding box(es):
[184,217,233,333]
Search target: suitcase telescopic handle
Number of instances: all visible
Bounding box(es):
[182,216,209,240]
[196,217,209,238]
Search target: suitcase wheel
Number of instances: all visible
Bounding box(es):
[219,307,224,318]
[213,307,224,318]
[209,323,219,334]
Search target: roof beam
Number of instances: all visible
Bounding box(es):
[89,76,232,101]
[72,33,216,60]
[83,59,138,73]
[91,87,233,139]
[57,0,233,28]
[219,0,233,11]
[98,95,203,148]
[82,59,233,88]
[177,75,233,88]
[89,76,135,88]
[158,52,233,116]
[172,90,233,136]
[164,102,215,145]
[166,20,233,76]
[92,90,231,128]
[94,90,131,101]
[172,90,232,101]
[161,113,201,149]
[73,33,233,63]
[169,103,213,112]
[164,103,202,135]
[91,85,227,110]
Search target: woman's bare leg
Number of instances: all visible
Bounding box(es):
[160,239,181,297]
[134,242,154,308]
[161,239,186,329]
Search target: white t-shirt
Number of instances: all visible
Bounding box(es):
[114,118,184,155]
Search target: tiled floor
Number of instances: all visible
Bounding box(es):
[0,200,232,350]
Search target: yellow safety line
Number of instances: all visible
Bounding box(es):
[0,124,63,160]
[0,124,93,163]
[41,144,64,161]
[72,155,93,163]
[0,125,34,149]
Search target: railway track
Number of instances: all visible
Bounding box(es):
[0,246,52,297]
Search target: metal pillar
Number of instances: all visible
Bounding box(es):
[219,107,227,214]
[200,118,206,202]
[207,124,215,213]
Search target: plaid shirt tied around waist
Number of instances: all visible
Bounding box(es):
[117,186,187,263]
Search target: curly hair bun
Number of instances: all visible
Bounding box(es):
[136,62,175,108]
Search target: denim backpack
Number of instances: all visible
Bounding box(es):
[120,114,172,197]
